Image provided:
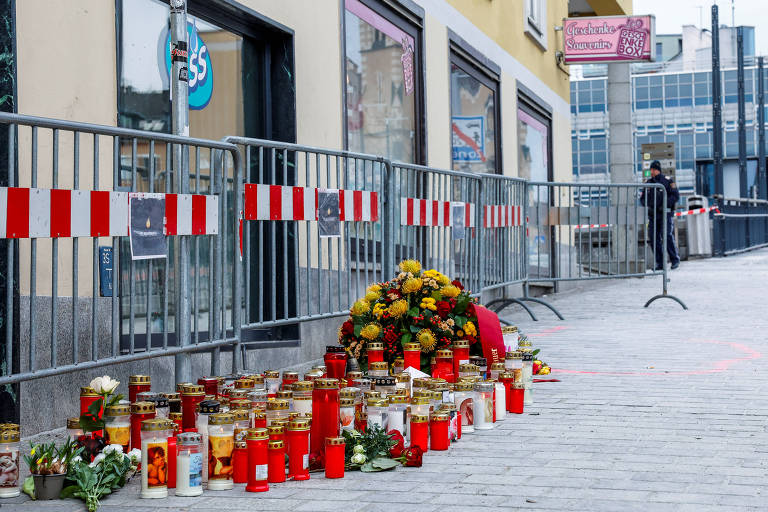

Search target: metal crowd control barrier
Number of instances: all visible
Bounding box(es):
[516,181,686,314]
[389,162,482,295]
[0,112,241,385]
[712,197,768,256]
[225,137,387,369]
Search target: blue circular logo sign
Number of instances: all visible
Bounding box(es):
[163,22,213,110]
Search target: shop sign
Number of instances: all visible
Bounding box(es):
[451,116,486,163]
[161,21,213,110]
[563,15,655,64]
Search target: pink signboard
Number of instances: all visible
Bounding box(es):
[563,15,655,64]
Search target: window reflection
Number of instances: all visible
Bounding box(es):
[450,62,497,173]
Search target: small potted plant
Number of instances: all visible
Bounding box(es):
[24,438,82,500]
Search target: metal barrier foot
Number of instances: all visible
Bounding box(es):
[516,297,565,320]
[644,294,688,310]
[486,298,538,321]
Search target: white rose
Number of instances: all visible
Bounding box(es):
[352,444,365,455]
[350,453,366,465]
[89,375,119,394]
[127,449,141,462]
[103,444,123,455]
[71,455,82,464]
[89,453,106,467]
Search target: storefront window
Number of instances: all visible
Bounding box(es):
[344,0,419,163]
[450,54,499,173]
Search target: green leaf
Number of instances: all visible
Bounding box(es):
[454,316,467,328]
[409,324,420,333]
[422,309,433,319]
[360,461,382,472]
[354,323,362,337]
[60,484,79,499]
[22,476,35,500]
[532,349,540,356]
[87,398,104,418]
[454,294,470,314]
[370,457,399,470]
[400,333,412,345]
[407,307,419,317]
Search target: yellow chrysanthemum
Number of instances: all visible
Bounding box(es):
[419,297,437,311]
[387,299,408,318]
[417,329,437,352]
[422,269,439,278]
[364,290,381,302]
[360,323,381,340]
[399,259,421,274]
[441,285,460,298]
[372,303,386,318]
[436,274,451,286]
[401,277,423,294]
[366,284,382,294]
[464,321,477,337]
[350,299,370,316]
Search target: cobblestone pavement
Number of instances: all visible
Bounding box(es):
[4,250,768,511]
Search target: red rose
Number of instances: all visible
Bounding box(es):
[308,449,325,471]
[341,320,354,336]
[451,280,464,290]
[388,430,405,458]
[435,300,451,319]
[404,445,423,467]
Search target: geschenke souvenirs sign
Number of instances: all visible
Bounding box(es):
[562,15,656,64]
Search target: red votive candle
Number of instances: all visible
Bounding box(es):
[500,372,515,413]
[130,401,155,452]
[197,376,219,398]
[366,342,384,364]
[324,346,349,380]
[432,349,455,383]
[310,378,339,464]
[253,410,267,429]
[282,371,299,391]
[409,414,429,453]
[80,386,103,438]
[403,342,421,371]
[451,340,470,378]
[430,413,449,451]
[510,381,525,414]
[180,384,205,431]
[232,440,248,483]
[457,410,462,439]
[167,433,177,489]
[267,440,286,483]
[324,437,345,479]
[246,428,269,492]
[128,375,151,404]
[287,418,311,480]
[268,425,285,444]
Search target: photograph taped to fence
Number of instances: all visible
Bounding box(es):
[452,202,466,240]
[318,189,341,238]
[129,193,168,260]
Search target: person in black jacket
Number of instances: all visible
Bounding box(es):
[640,160,680,270]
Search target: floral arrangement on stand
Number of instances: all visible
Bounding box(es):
[338,259,484,367]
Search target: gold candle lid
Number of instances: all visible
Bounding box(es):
[169,412,183,421]
[292,381,313,392]
[233,409,250,422]
[453,381,474,391]
[459,363,479,373]
[340,397,355,407]
[395,373,410,383]
[430,412,449,421]
[411,396,430,405]
[105,404,130,416]
[263,370,280,379]
[501,325,518,333]
[345,371,363,380]
[209,413,235,425]
[161,392,180,400]
[246,428,269,440]
[439,403,457,412]
[229,389,249,400]
[80,386,99,397]
[490,362,506,371]
[403,342,420,351]
[266,399,289,411]
[505,351,523,360]
[363,390,381,400]
[314,378,339,390]
[130,401,155,414]
[234,378,255,389]
[268,440,284,449]
[339,388,358,399]
[176,382,194,392]
[367,342,384,350]
[276,390,293,400]
[389,395,409,404]
[410,414,428,423]
[412,378,431,388]
[393,357,404,366]
[282,371,299,379]
[66,418,81,430]
[247,374,265,386]
[0,430,20,442]
[288,418,311,431]
[230,399,252,410]
[499,372,516,380]
[180,384,204,395]
[140,418,169,431]
[129,375,150,385]
[325,437,345,446]
[368,361,388,371]
[452,340,470,349]
[435,349,453,358]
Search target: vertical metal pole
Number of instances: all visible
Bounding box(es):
[170,0,191,383]
[712,5,726,255]
[737,26,747,198]
[759,56,767,200]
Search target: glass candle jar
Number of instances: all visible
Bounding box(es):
[176,382,194,393]
[136,390,158,403]
[233,409,251,441]
[324,437,345,479]
[163,392,181,414]
[501,325,519,351]
[494,380,506,421]
[432,349,455,382]
[181,384,205,431]
[276,391,293,412]
[232,440,248,484]
[198,376,219,397]
[292,381,313,416]
[266,399,290,425]
[411,377,430,394]
[403,342,421,371]
[312,364,327,376]
[340,397,355,432]
[453,381,475,434]
[429,391,443,414]
[395,373,410,397]
[248,388,268,413]
[472,382,494,430]
[431,380,453,404]
[286,418,311,480]
[522,351,534,405]
[429,413,449,451]
[371,376,396,396]
[367,361,389,377]
[392,357,404,375]
[439,403,459,442]
[0,430,20,498]
[66,417,84,440]
[267,440,286,483]
[366,398,388,430]
[129,375,151,404]
[411,396,430,417]
[505,350,523,372]
[409,414,429,453]
[175,432,203,497]
[472,357,488,379]
[153,396,170,419]
[207,413,235,490]
[366,342,384,364]
[80,386,102,437]
[458,363,479,380]
[263,370,281,398]
[362,390,381,411]
[387,395,408,437]
[310,378,339,460]
[169,412,183,433]
[352,377,371,392]
[131,402,156,453]
[277,371,296,391]
[304,369,324,382]
[489,362,506,381]
[324,346,348,380]
[252,410,267,429]
[345,370,363,382]
[104,404,131,453]
[230,398,251,412]
[245,428,269,492]
[196,400,220,483]
[451,340,470,376]
[140,418,171,499]
[509,381,525,414]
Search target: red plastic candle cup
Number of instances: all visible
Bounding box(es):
[451,341,470,378]
[409,414,429,453]
[282,371,299,391]
[510,382,525,414]
[246,428,269,492]
[432,349,455,383]
[167,434,177,489]
[232,440,248,484]
[268,425,285,444]
[492,383,497,423]
[324,346,349,380]
[457,410,462,439]
[310,378,340,464]
[253,410,267,429]
[130,401,155,452]
[287,418,311,480]
[180,384,205,431]
[128,375,151,404]
[366,342,384,364]
[197,376,219,398]
[403,342,421,371]
[324,437,345,479]
[267,440,286,483]
[80,386,103,438]
[499,373,515,413]
[430,413,450,451]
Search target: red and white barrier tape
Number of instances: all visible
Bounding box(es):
[400,198,476,227]
[0,187,218,239]
[574,223,611,229]
[673,206,720,217]
[483,205,523,228]
[244,184,378,222]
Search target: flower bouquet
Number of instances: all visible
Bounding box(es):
[338,259,483,368]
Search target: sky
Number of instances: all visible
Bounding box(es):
[633,0,768,56]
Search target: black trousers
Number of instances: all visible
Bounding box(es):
[648,212,680,269]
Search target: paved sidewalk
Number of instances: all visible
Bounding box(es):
[4,250,768,511]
